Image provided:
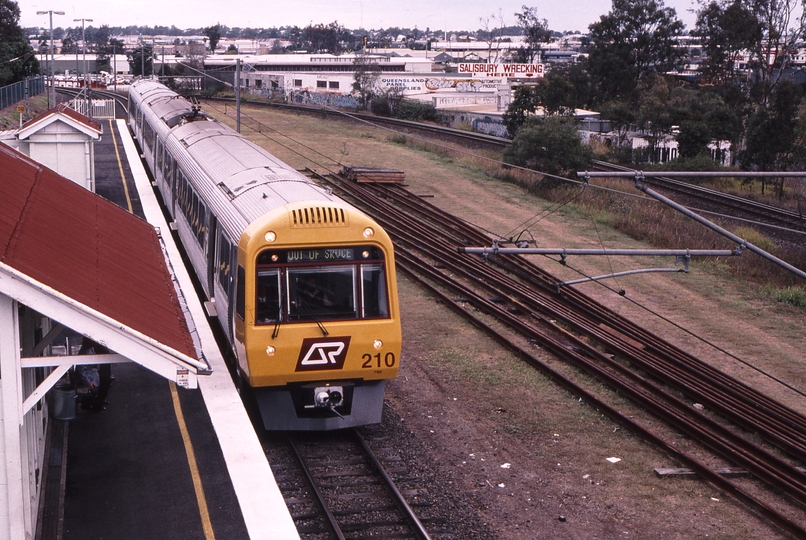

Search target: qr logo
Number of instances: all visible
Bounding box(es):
[296,337,351,372]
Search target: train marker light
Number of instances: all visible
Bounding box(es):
[266,345,276,356]
[373,340,383,350]
[362,250,370,259]
[362,227,374,239]
[264,231,277,243]
[271,254,279,262]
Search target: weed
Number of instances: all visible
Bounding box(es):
[762,284,806,309]
[732,227,777,252]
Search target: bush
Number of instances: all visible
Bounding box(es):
[370,96,392,116]
[503,117,593,177]
[394,100,439,122]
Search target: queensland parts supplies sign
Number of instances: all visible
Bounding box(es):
[458,63,544,78]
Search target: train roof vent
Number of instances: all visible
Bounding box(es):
[290,206,348,228]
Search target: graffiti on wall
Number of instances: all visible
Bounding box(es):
[291,91,360,109]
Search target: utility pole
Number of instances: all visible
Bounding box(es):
[36,10,64,108]
[235,58,241,133]
[74,18,93,117]
[73,18,93,81]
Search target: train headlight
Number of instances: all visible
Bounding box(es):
[373,340,383,350]
[362,227,374,239]
[266,345,276,356]
[264,231,277,243]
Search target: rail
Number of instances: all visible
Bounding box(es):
[266,428,435,539]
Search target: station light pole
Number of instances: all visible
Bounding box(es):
[36,10,64,108]
[73,18,93,83]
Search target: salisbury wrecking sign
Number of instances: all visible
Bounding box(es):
[457,63,544,78]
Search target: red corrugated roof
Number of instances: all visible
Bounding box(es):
[0,143,196,359]
[22,103,102,133]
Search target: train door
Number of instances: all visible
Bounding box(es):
[214,228,235,340]
[207,215,218,297]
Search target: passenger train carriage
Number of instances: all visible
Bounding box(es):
[128,80,401,430]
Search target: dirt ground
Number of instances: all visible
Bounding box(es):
[212,103,806,539]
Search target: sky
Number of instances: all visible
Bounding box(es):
[18,0,700,34]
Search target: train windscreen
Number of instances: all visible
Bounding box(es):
[255,246,389,325]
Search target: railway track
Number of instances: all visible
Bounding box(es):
[262,428,443,540]
[311,170,806,538]
[200,96,510,153]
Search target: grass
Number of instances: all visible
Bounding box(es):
[0,94,50,129]
[762,284,806,309]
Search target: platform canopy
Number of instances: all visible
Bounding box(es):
[0,141,206,413]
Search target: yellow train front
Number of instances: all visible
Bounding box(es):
[235,201,401,430]
[128,80,400,431]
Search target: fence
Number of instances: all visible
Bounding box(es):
[68,98,116,119]
[0,76,45,110]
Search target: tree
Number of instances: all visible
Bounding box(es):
[479,10,507,63]
[352,54,381,109]
[89,25,114,73]
[541,77,576,116]
[127,43,153,77]
[693,1,761,83]
[676,121,712,159]
[740,80,805,190]
[587,0,684,104]
[0,0,38,85]
[600,100,636,146]
[636,74,676,159]
[204,23,221,53]
[302,21,348,54]
[695,0,806,104]
[513,6,551,63]
[502,85,539,137]
[504,116,593,176]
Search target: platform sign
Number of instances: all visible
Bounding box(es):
[458,63,544,78]
[176,367,190,387]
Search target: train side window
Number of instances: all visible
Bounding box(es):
[165,156,174,188]
[156,140,164,176]
[236,265,245,320]
[143,120,154,153]
[190,191,198,232]
[361,263,389,318]
[178,171,187,212]
[256,269,281,324]
[217,234,232,290]
[197,201,207,248]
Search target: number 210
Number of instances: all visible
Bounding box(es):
[362,352,396,368]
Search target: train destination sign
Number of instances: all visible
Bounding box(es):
[458,63,544,78]
[286,248,356,263]
[258,245,385,265]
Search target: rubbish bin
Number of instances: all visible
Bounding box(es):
[51,384,76,421]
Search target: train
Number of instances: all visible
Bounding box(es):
[127,80,401,430]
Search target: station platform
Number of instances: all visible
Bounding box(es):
[36,112,299,540]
